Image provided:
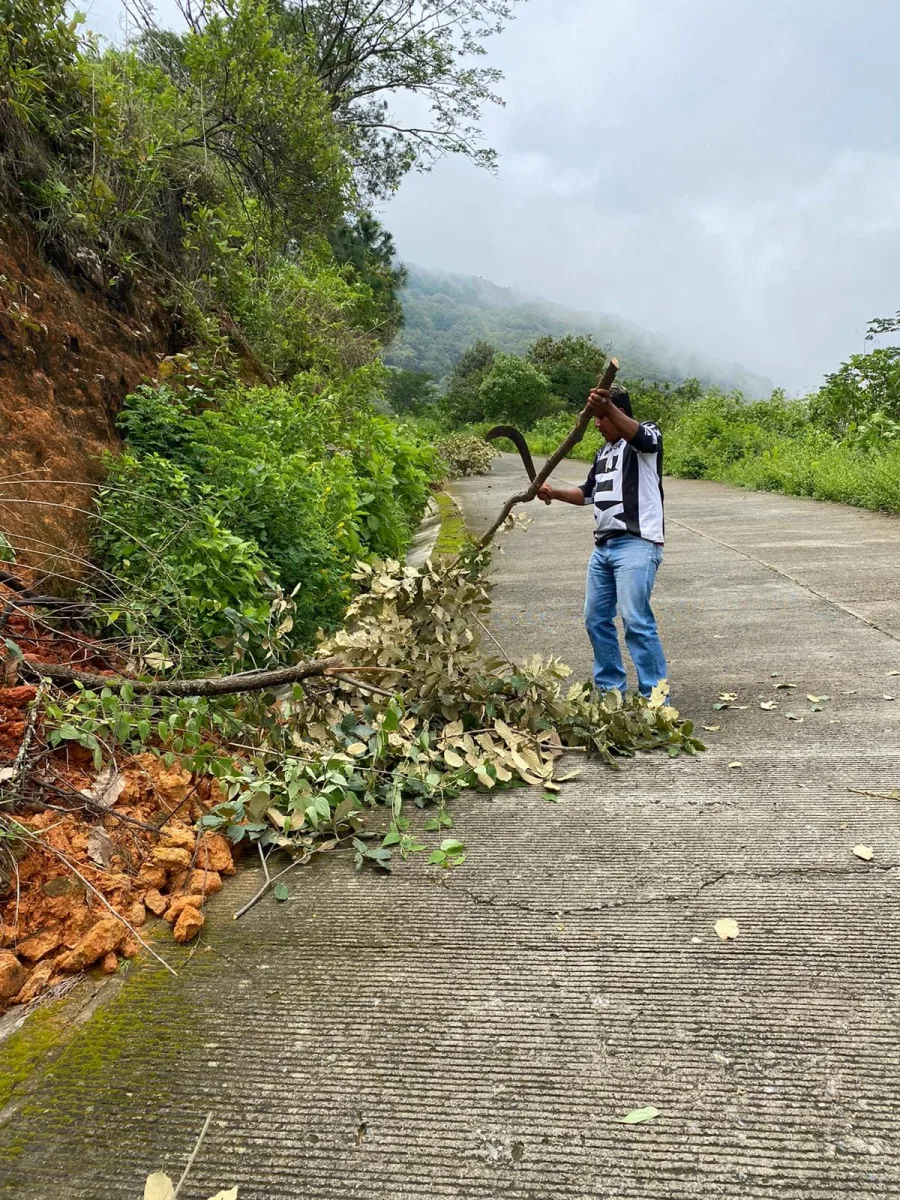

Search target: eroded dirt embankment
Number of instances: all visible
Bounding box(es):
[0,221,169,574]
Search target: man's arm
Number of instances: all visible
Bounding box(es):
[536,483,587,505]
[537,457,595,505]
[586,388,641,440]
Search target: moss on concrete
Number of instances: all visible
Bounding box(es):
[0,1006,67,1113]
[432,491,470,558]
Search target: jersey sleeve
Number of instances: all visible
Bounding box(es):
[630,422,662,454]
[578,460,597,505]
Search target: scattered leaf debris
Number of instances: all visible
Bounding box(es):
[715,918,740,941]
[616,1106,659,1125]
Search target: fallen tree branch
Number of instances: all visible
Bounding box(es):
[21,655,343,697]
[478,358,619,549]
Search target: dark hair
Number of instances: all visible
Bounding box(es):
[609,383,633,418]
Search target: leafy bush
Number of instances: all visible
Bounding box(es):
[436,434,495,479]
[95,373,436,661]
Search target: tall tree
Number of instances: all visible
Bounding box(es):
[440,338,496,424]
[477,353,550,427]
[527,334,607,408]
[329,211,407,342]
[264,0,523,197]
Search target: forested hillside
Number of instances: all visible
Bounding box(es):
[387,264,775,396]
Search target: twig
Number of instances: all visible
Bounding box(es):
[4,681,47,806]
[849,786,900,801]
[173,1112,213,1200]
[330,672,394,697]
[233,856,307,920]
[4,819,178,976]
[478,358,619,549]
[21,655,342,697]
[257,840,271,885]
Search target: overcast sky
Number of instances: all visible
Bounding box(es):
[87,0,900,391]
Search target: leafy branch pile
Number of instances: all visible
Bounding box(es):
[154,548,703,873]
[435,433,495,479]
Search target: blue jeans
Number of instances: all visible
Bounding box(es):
[584,536,667,698]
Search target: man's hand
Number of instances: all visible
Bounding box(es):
[537,484,553,503]
[586,387,612,417]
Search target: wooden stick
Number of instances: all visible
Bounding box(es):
[173,1112,214,1199]
[478,358,619,548]
[21,655,342,697]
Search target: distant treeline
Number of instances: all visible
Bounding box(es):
[386,264,775,399]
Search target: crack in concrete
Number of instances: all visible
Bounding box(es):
[444,862,900,916]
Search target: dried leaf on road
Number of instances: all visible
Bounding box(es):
[616,1106,659,1124]
[715,918,740,940]
[785,712,803,721]
[719,692,738,702]
[144,1174,175,1200]
[702,725,720,732]
[852,844,874,861]
[728,761,743,769]
[807,694,830,703]
[884,695,896,702]
[759,701,778,711]
[774,682,797,690]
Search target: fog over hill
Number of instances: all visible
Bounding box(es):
[387,265,776,398]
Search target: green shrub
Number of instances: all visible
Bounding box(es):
[95,372,436,662]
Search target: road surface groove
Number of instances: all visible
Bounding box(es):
[1,456,899,1198]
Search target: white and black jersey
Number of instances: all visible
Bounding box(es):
[578,424,665,545]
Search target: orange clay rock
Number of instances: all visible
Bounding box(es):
[149,846,192,872]
[160,823,196,852]
[100,951,119,974]
[172,905,204,944]
[121,935,141,959]
[185,869,222,897]
[17,926,62,962]
[147,758,193,808]
[127,900,147,928]
[13,961,54,1006]
[143,889,168,917]
[197,833,235,876]
[0,950,28,1001]
[136,864,168,890]
[56,917,125,972]
[165,894,204,924]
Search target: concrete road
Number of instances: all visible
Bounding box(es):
[2,458,900,1199]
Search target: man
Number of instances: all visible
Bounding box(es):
[534,383,668,699]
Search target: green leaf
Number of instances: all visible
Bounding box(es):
[3,638,23,662]
[273,883,289,902]
[428,850,446,865]
[616,1106,659,1125]
[440,838,464,853]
